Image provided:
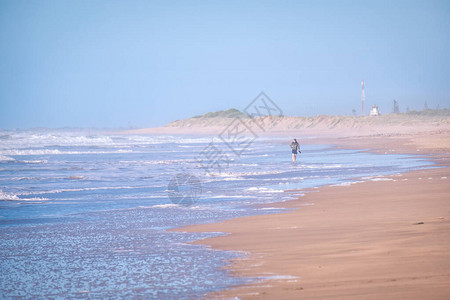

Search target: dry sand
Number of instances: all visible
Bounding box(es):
[176,129,450,299]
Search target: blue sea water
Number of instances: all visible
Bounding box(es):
[0,129,433,298]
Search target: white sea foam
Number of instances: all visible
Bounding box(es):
[119,159,196,165]
[0,132,115,149]
[188,205,208,210]
[259,207,281,210]
[222,177,245,181]
[11,177,42,181]
[1,149,133,156]
[237,163,258,167]
[0,190,49,201]
[209,195,248,199]
[93,205,158,213]
[19,185,137,196]
[370,177,395,182]
[0,155,15,162]
[125,135,212,145]
[67,176,85,180]
[330,181,363,187]
[10,175,84,181]
[210,170,282,178]
[19,160,48,164]
[151,204,180,208]
[302,164,343,169]
[17,197,50,201]
[0,190,19,200]
[258,275,299,280]
[246,187,284,193]
[2,149,62,155]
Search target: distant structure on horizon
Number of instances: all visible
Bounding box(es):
[370,105,380,116]
[361,79,365,115]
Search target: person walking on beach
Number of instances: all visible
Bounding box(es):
[290,139,300,163]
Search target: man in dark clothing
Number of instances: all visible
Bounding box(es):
[290,139,300,163]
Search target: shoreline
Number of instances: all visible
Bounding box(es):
[177,131,450,299]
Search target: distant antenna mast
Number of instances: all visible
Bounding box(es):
[361,79,365,115]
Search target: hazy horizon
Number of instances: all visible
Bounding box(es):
[1,0,449,129]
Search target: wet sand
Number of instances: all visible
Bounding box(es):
[179,131,450,299]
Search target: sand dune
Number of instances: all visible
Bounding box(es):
[124,110,450,137]
[168,114,449,130]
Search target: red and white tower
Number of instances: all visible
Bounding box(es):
[361,79,365,115]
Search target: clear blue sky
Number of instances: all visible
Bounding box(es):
[1,0,449,129]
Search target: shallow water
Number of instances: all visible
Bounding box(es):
[0,130,433,298]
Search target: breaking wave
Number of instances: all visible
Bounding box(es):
[0,155,15,162]
[0,190,49,201]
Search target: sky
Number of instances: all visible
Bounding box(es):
[0,0,449,129]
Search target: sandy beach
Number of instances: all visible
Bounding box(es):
[178,129,450,299]
[3,0,449,297]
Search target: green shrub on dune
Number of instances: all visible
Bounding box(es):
[404,108,450,116]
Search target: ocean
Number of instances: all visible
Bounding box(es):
[0,129,432,298]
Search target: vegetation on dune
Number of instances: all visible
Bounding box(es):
[190,107,450,119]
[192,108,248,119]
[166,107,450,129]
[403,108,450,116]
